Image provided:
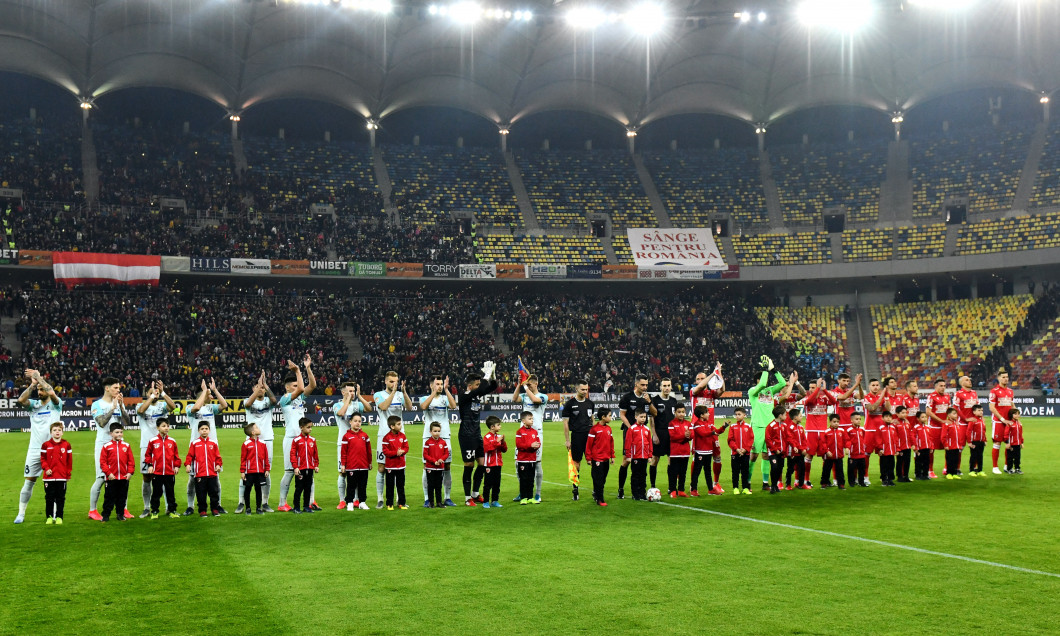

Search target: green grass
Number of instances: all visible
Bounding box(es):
[2,420,1059,635]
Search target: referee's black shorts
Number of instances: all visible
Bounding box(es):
[569,431,589,463]
[653,430,670,458]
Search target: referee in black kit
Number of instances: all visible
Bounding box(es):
[562,380,594,501]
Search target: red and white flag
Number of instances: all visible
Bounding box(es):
[52,252,161,289]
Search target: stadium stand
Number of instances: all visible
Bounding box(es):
[643,148,768,227]
[841,227,892,262]
[895,223,946,260]
[871,295,1034,381]
[909,122,1031,218]
[384,145,521,227]
[772,139,887,225]
[0,116,82,201]
[756,305,849,377]
[517,150,655,230]
[611,234,634,264]
[475,233,606,264]
[1010,317,1060,389]
[732,231,831,266]
[1030,123,1060,209]
[955,210,1060,255]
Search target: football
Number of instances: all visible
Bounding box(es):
[646,488,662,502]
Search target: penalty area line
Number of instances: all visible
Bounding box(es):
[654,500,1060,579]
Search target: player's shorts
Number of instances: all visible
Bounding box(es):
[652,429,670,458]
[24,453,43,479]
[751,427,767,453]
[458,434,484,462]
[863,430,877,452]
[806,430,825,457]
[283,436,296,471]
[421,437,453,464]
[262,439,274,462]
[929,427,943,450]
[957,423,969,447]
[534,426,543,462]
[991,421,1009,444]
[569,431,589,463]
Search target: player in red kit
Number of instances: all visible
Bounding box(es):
[952,375,979,448]
[861,378,890,485]
[689,365,726,490]
[926,379,951,478]
[802,378,836,488]
[989,369,1015,474]
[690,405,729,496]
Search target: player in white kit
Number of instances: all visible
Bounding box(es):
[333,381,372,507]
[182,378,230,515]
[14,369,64,524]
[512,375,548,501]
[238,371,277,513]
[419,375,457,507]
[373,371,412,509]
[135,380,176,517]
[277,356,316,511]
[89,376,130,521]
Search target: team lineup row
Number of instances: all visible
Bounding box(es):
[11,355,1027,522]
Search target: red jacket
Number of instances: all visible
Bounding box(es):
[423,437,449,471]
[821,428,847,458]
[144,434,182,476]
[765,420,785,455]
[783,421,808,456]
[340,430,373,471]
[483,432,508,467]
[40,439,73,481]
[966,417,987,444]
[913,423,932,450]
[290,434,319,471]
[876,424,899,456]
[100,440,134,479]
[894,419,913,451]
[941,421,962,450]
[624,424,653,460]
[240,438,271,474]
[381,431,409,470]
[1006,421,1024,446]
[585,423,615,462]
[515,426,541,463]
[668,418,692,458]
[727,422,754,454]
[691,416,727,454]
[185,437,222,478]
[846,427,868,458]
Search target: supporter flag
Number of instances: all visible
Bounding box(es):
[517,357,530,385]
[52,252,161,289]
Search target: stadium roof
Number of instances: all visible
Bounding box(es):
[1,0,1058,128]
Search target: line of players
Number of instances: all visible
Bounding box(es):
[11,359,1027,523]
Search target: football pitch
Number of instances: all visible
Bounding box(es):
[1,420,1058,635]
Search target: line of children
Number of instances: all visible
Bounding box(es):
[585,408,615,506]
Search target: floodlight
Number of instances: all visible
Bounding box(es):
[796,0,874,32]
[757,11,767,22]
[566,6,607,29]
[624,3,667,36]
[449,1,482,23]
[908,0,976,9]
[428,4,438,14]
[1042,95,1051,104]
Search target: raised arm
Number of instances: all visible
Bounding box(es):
[511,382,524,403]
[192,380,209,414]
[400,381,412,414]
[748,371,769,399]
[17,376,36,408]
[302,354,316,396]
[157,381,177,412]
[286,360,306,401]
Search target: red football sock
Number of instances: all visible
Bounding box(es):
[1004,447,1010,468]
[991,447,1000,468]
[929,451,935,473]
[713,462,722,483]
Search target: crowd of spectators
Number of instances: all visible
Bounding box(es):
[0,116,83,202]
[972,283,1060,386]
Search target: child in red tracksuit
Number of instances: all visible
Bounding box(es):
[144,418,182,517]
[100,423,135,522]
[821,415,848,489]
[515,411,542,504]
[482,416,508,508]
[913,411,932,480]
[845,413,869,487]
[764,406,787,494]
[966,405,987,476]
[727,407,753,494]
[691,405,729,496]
[585,408,616,506]
[876,413,899,486]
[667,404,692,497]
[422,422,449,509]
[893,406,913,482]
[40,422,72,523]
[185,422,223,516]
[290,418,320,513]
[381,416,409,509]
[783,409,809,490]
[941,407,963,479]
[340,416,373,510]
[1005,409,1024,474]
[239,422,271,515]
[624,410,653,501]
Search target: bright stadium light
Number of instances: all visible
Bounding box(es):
[757,11,767,22]
[566,6,607,29]
[908,0,976,9]
[449,1,482,23]
[796,0,874,32]
[734,11,751,23]
[624,3,667,35]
